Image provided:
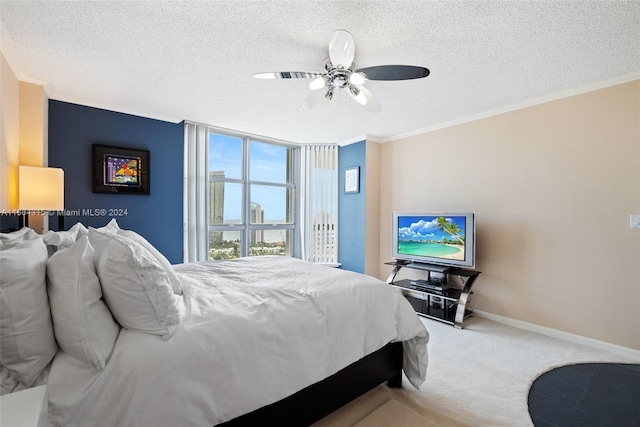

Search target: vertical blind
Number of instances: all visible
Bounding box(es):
[183,122,209,262]
[301,145,339,265]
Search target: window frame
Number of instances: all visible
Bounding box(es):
[207,130,299,259]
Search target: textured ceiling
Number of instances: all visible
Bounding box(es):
[1,1,639,145]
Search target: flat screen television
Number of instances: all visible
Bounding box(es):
[392,212,475,269]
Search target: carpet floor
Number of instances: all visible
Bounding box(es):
[312,317,640,427]
[352,399,434,427]
[528,363,640,426]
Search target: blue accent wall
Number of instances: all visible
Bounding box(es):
[338,140,366,273]
[0,216,20,232]
[48,100,184,263]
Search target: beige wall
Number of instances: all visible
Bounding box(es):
[1,52,20,210]
[364,140,381,277]
[19,81,48,167]
[0,52,49,231]
[379,80,640,350]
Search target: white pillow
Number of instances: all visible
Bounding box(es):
[117,230,182,295]
[96,218,120,233]
[0,228,40,394]
[95,219,182,294]
[88,229,180,339]
[0,234,57,387]
[42,222,88,254]
[0,227,37,243]
[47,236,121,370]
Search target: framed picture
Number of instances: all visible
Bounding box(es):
[92,144,150,195]
[344,166,360,193]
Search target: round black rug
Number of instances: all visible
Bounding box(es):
[528,363,640,427]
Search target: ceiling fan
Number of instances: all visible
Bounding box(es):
[254,30,430,114]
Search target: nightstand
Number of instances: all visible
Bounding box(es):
[0,385,47,427]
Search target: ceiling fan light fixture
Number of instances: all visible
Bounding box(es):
[256,30,428,113]
[330,75,348,88]
[349,85,367,105]
[349,72,365,85]
[309,76,326,90]
[325,87,334,101]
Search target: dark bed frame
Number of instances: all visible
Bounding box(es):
[219,341,403,427]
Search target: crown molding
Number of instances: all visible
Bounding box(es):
[381,72,640,143]
[51,93,183,124]
[337,135,367,146]
[19,75,53,97]
[337,134,385,146]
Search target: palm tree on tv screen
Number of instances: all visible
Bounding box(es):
[435,216,464,245]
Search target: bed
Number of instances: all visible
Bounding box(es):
[0,221,429,426]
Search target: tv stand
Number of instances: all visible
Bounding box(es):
[385,260,481,329]
[402,262,450,274]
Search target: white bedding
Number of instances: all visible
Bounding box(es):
[47,256,428,426]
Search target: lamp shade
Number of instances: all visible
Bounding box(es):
[19,166,64,211]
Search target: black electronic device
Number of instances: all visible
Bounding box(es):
[409,280,452,293]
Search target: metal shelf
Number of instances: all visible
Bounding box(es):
[385,261,481,329]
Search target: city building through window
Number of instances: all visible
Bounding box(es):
[208,132,297,260]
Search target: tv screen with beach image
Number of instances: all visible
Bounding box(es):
[397,215,466,261]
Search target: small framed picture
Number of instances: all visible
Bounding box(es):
[344,166,360,193]
[92,144,150,195]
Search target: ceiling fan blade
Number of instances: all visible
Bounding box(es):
[329,30,355,70]
[348,85,381,113]
[355,65,430,81]
[298,89,330,113]
[254,71,323,79]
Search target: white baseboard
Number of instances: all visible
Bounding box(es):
[473,309,640,361]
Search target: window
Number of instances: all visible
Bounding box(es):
[207,132,297,260]
[184,123,335,265]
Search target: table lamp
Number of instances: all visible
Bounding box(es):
[18,166,64,230]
